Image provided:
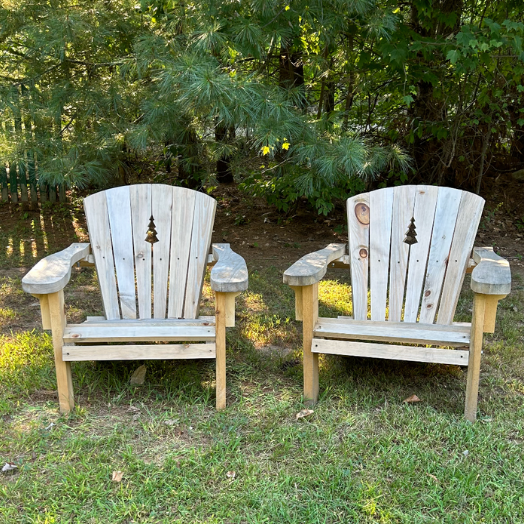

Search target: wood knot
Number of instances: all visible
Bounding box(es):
[359,248,368,259]
[355,203,370,225]
[424,290,431,297]
[426,304,433,309]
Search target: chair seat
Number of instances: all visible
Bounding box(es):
[314,317,471,346]
[61,317,216,362]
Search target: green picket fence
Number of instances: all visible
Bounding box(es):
[0,159,66,204]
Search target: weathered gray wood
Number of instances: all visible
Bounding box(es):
[22,243,91,294]
[389,185,416,321]
[313,317,470,346]
[437,191,485,324]
[152,185,173,318]
[84,191,120,319]
[471,247,511,295]
[62,343,216,361]
[82,316,215,326]
[210,244,248,292]
[283,243,346,287]
[106,187,136,319]
[63,323,215,343]
[347,193,370,320]
[184,192,217,318]
[311,339,469,366]
[168,188,196,318]
[130,184,152,319]
[369,188,394,321]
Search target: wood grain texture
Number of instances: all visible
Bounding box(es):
[62,343,216,361]
[215,291,227,410]
[438,191,485,324]
[48,291,74,413]
[403,186,439,322]
[152,185,173,318]
[303,284,319,403]
[347,193,370,320]
[290,286,303,321]
[210,244,248,292]
[312,339,469,366]
[106,186,136,319]
[225,291,241,327]
[482,294,506,333]
[465,293,486,422]
[471,247,511,295]
[22,243,91,294]
[63,324,215,343]
[369,188,394,321]
[283,244,346,287]
[184,192,217,318]
[313,317,470,346]
[168,188,196,318]
[34,294,51,329]
[130,184,152,319]
[85,191,120,319]
[388,186,416,321]
[418,187,462,323]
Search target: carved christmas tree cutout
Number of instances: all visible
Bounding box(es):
[404,217,417,245]
[145,215,159,244]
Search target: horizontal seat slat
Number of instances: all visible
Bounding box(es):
[312,339,469,366]
[314,318,470,346]
[83,316,215,326]
[63,322,215,343]
[62,343,216,361]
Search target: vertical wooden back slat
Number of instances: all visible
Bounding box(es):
[419,188,462,324]
[152,185,173,319]
[347,193,370,320]
[403,186,439,322]
[130,185,152,319]
[84,192,120,320]
[388,186,417,321]
[106,187,136,319]
[168,188,196,318]
[437,192,484,324]
[183,192,217,318]
[369,188,394,321]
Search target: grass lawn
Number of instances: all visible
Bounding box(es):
[1,204,524,523]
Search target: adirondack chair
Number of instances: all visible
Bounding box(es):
[22,184,248,412]
[284,186,511,421]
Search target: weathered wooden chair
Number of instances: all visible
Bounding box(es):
[284,186,510,421]
[22,184,247,412]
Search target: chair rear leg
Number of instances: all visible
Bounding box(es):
[48,291,74,413]
[465,293,487,422]
[302,284,319,404]
[215,291,227,410]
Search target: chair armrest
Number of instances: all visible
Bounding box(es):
[471,247,511,295]
[22,243,91,295]
[283,243,347,286]
[210,243,248,292]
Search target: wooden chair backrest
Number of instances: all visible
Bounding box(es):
[84,184,216,320]
[347,185,484,324]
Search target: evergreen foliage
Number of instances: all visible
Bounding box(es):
[1,0,523,212]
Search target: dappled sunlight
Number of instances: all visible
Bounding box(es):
[319,279,353,317]
[241,291,269,313]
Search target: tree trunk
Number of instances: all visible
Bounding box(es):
[215,123,235,184]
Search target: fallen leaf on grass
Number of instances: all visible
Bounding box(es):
[130,365,147,386]
[164,419,177,426]
[427,474,439,483]
[403,395,421,403]
[226,471,236,479]
[2,463,17,472]
[112,471,123,482]
[296,409,314,420]
[126,405,141,413]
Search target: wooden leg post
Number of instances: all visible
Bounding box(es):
[48,290,74,413]
[215,291,227,410]
[465,293,487,422]
[302,283,319,404]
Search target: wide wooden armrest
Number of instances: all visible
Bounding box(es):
[283,243,346,287]
[210,243,248,293]
[471,247,511,295]
[22,243,91,294]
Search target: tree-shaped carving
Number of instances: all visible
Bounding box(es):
[404,217,418,246]
[145,215,159,244]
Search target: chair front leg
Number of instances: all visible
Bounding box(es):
[302,283,319,404]
[48,290,74,413]
[215,291,227,410]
